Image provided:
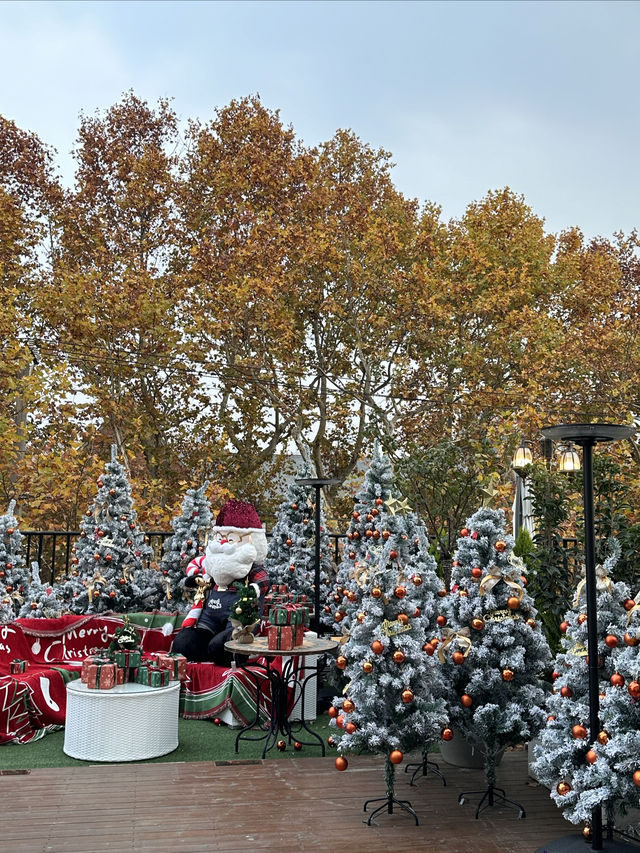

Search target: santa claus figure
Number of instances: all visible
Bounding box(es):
[171,500,269,665]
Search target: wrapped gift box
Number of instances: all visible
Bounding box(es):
[113,649,141,670]
[9,659,28,674]
[135,665,170,688]
[153,652,187,681]
[81,655,113,684]
[86,661,121,690]
[268,625,294,651]
[293,624,305,647]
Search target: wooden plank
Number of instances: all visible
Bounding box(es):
[0,750,579,853]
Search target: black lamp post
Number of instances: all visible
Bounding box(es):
[536,423,635,853]
[294,476,340,635]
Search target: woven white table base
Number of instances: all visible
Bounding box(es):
[63,680,180,762]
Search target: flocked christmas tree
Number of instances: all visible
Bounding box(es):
[439,506,551,817]
[531,539,640,836]
[0,500,30,616]
[156,481,212,610]
[327,441,396,636]
[263,461,335,614]
[63,446,153,614]
[19,562,65,619]
[329,465,448,825]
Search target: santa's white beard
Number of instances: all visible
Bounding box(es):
[204,541,257,588]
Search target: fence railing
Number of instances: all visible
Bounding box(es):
[22,530,346,585]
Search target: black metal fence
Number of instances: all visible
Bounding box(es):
[22,530,346,585]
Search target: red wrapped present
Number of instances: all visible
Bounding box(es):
[81,655,113,684]
[9,659,28,674]
[293,624,305,647]
[153,652,187,681]
[86,661,118,690]
[268,625,294,651]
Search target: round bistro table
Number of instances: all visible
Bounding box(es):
[225,634,338,758]
[63,680,180,762]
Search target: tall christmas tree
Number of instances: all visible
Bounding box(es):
[67,446,153,614]
[19,562,65,619]
[531,540,640,836]
[329,474,448,824]
[263,462,335,609]
[327,442,396,636]
[157,481,212,610]
[0,500,30,616]
[439,507,551,817]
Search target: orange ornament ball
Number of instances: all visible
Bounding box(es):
[328,706,338,718]
[397,613,410,626]
[471,617,485,631]
[611,673,625,688]
[375,497,384,506]
[461,694,473,708]
[547,715,556,722]
[624,598,636,611]
[437,588,447,598]
[342,699,355,714]
[393,650,405,664]
[362,661,373,674]
[389,550,398,560]
[460,528,469,537]
[624,632,640,647]
[389,749,404,765]
[605,634,619,648]
[494,540,507,552]
[507,596,520,610]
[597,731,609,745]
[633,770,640,787]
[345,722,357,734]
[412,574,423,586]
[556,781,572,796]
[335,756,348,771]
[471,567,482,579]
[394,586,406,599]
[336,655,348,670]
[109,591,116,599]
[560,686,573,698]
[336,715,344,729]
[371,587,382,599]
[382,530,391,540]
[628,680,640,699]
[437,615,447,627]
[560,621,569,634]
[502,668,515,682]
[371,641,384,655]
[442,727,454,741]
[452,651,465,665]
[586,750,598,765]
[423,643,435,656]
[571,724,587,739]
[401,688,414,704]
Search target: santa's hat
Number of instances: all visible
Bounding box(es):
[213,499,268,563]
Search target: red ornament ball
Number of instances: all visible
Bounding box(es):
[471,567,482,579]
[452,651,465,665]
[336,655,348,670]
[461,694,473,708]
[213,718,222,726]
[389,749,404,765]
[628,680,640,699]
[371,641,384,655]
[586,750,598,765]
[437,615,447,627]
[633,770,640,787]
[624,599,636,611]
[442,728,454,741]
[397,613,410,625]
[328,706,338,718]
[560,686,573,698]
[571,724,587,739]
[294,741,302,751]
[389,550,398,560]
[335,756,348,771]
[394,586,406,599]
[345,722,357,735]
[423,643,435,656]
[460,528,469,537]
[610,673,625,687]
[560,621,569,633]
[605,634,619,648]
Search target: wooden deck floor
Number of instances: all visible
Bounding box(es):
[0,749,584,852]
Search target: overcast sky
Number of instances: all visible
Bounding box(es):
[1,0,638,239]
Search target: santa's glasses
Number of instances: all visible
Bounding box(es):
[210,530,252,545]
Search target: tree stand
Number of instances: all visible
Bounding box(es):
[404,743,446,787]
[458,749,526,819]
[363,757,419,826]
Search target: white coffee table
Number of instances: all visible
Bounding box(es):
[64,680,180,762]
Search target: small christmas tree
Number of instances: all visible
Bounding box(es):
[157,481,212,610]
[263,461,335,611]
[68,445,152,613]
[18,562,65,619]
[329,472,448,824]
[0,500,30,617]
[440,507,551,817]
[531,540,640,834]
[327,442,395,635]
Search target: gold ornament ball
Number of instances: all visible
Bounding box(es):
[586,750,598,764]
[556,781,571,796]
[526,618,536,628]
[452,651,465,665]
[412,574,423,586]
[502,668,515,681]
[471,618,485,631]
[571,724,587,739]
[507,596,520,610]
[357,612,366,623]
[624,632,640,647]
[401,688,414,704]
[392,650,405,664]
[494,540,507,552]
[389,749,404,765]
[597,731,609,745]
[342,699,355,714]
[397,613,410,625]
[371,640,384,655]
[583,826,592,841]
[336,656,348,670]
[362,661,373,673]
[371,587,382,599]
[578,613,587,625]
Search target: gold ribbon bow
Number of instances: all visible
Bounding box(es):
[161,576,172,601]
[9,590,24,606]
[87,572,108,602]
[353,562,371,589]
[573,563,613,608]
[626,591,640,625]
[438,627,472,664]
[122,565,134,583]
[194,577,212,605]
[479,564,524,601]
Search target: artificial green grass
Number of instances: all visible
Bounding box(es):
[0,713,336,771]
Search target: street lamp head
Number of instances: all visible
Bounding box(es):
[512,442,533,476]
[558,444,581,473]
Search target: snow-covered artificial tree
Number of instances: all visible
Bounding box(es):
[66,446,153,614]
[439,507,551,815]
[329,487,448,824]
[327,442,396,636]
[157,481,212,610]
[19,562,65,619]
[263,461,335,614]
[0,500,30,616]
[532,539,640,835]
